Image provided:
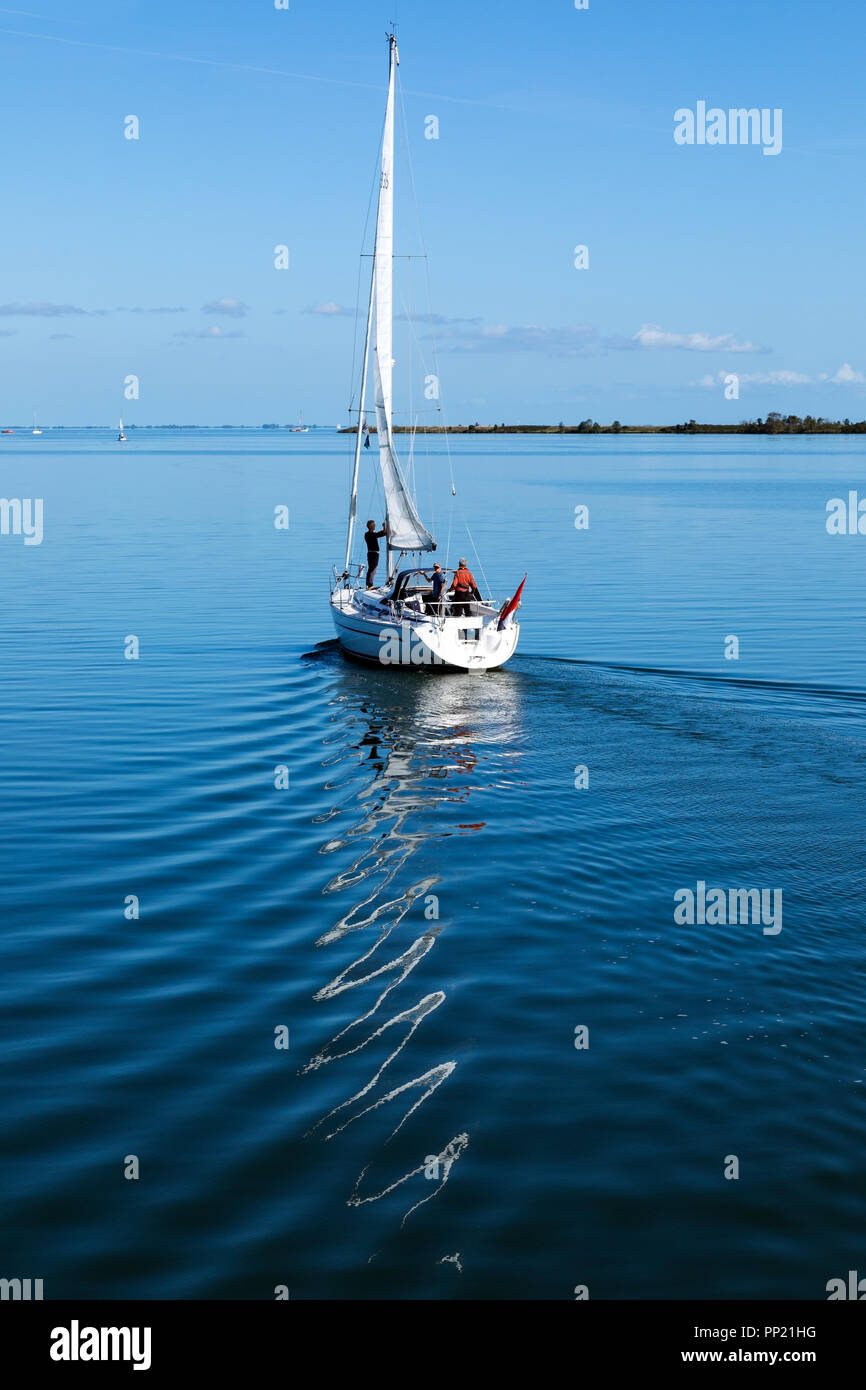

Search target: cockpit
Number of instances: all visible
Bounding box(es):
[384,568,433,603]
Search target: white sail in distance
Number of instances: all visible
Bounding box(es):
[372,37,435,554]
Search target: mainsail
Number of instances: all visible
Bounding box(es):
[372,37,435,554]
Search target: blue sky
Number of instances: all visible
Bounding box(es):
[0,0,864,425]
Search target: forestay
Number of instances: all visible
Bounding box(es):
[372,38,435,554]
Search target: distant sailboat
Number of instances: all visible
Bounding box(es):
[118,416,127,442]
[329,35,523,672]
[32,411,42,435]
[292,411,309,433]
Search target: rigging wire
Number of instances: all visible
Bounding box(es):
[392,82,435,558]
[343,52,395,568]
[461,513,492,600]
[347,151,381,419]
[396,60,459,512]
[343,155,380,523]
[396,74,460,582]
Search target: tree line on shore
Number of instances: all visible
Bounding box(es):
[361,413,866,435]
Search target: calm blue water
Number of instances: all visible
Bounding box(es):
[1,431,865,1299]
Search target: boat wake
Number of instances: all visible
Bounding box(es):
[540,652,866,702]
[298,662,522,1233]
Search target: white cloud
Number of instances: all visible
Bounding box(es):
[308,301,350,315]
[829,362,865,384]
[700,364,866,389]
[746,369,812,385]
[634,323,765,353]
[699,368,811,387]
[175,326,245,339]
[0,302,89,316]
[201,298,249,317]
[437,323,597,355]
[302,309,770,359]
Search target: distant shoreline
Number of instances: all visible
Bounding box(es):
[4,415,864,435]
[344,416,866,436]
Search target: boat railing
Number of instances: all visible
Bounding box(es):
[431,598,500,628]
[330,563,365,598]
[330,570,507,627]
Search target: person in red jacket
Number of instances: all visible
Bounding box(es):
[449,558,481,617]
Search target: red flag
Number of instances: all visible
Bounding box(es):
[498,575,526,630]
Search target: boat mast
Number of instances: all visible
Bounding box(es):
[344,34,398,576]
[377,34,398,581]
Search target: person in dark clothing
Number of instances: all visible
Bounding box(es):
[364,519,387,587]
[448,558,481,618]
[423,562,447,614]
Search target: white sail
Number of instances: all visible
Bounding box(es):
[372,38,435,555]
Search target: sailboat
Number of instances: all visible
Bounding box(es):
[32,411,42,436]
[329,35,523,673]
[291,411,310,433]
[117,416,127,442]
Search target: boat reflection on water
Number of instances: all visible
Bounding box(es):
[300,647,524,1230]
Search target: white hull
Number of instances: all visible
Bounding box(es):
[330,586,518,672]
